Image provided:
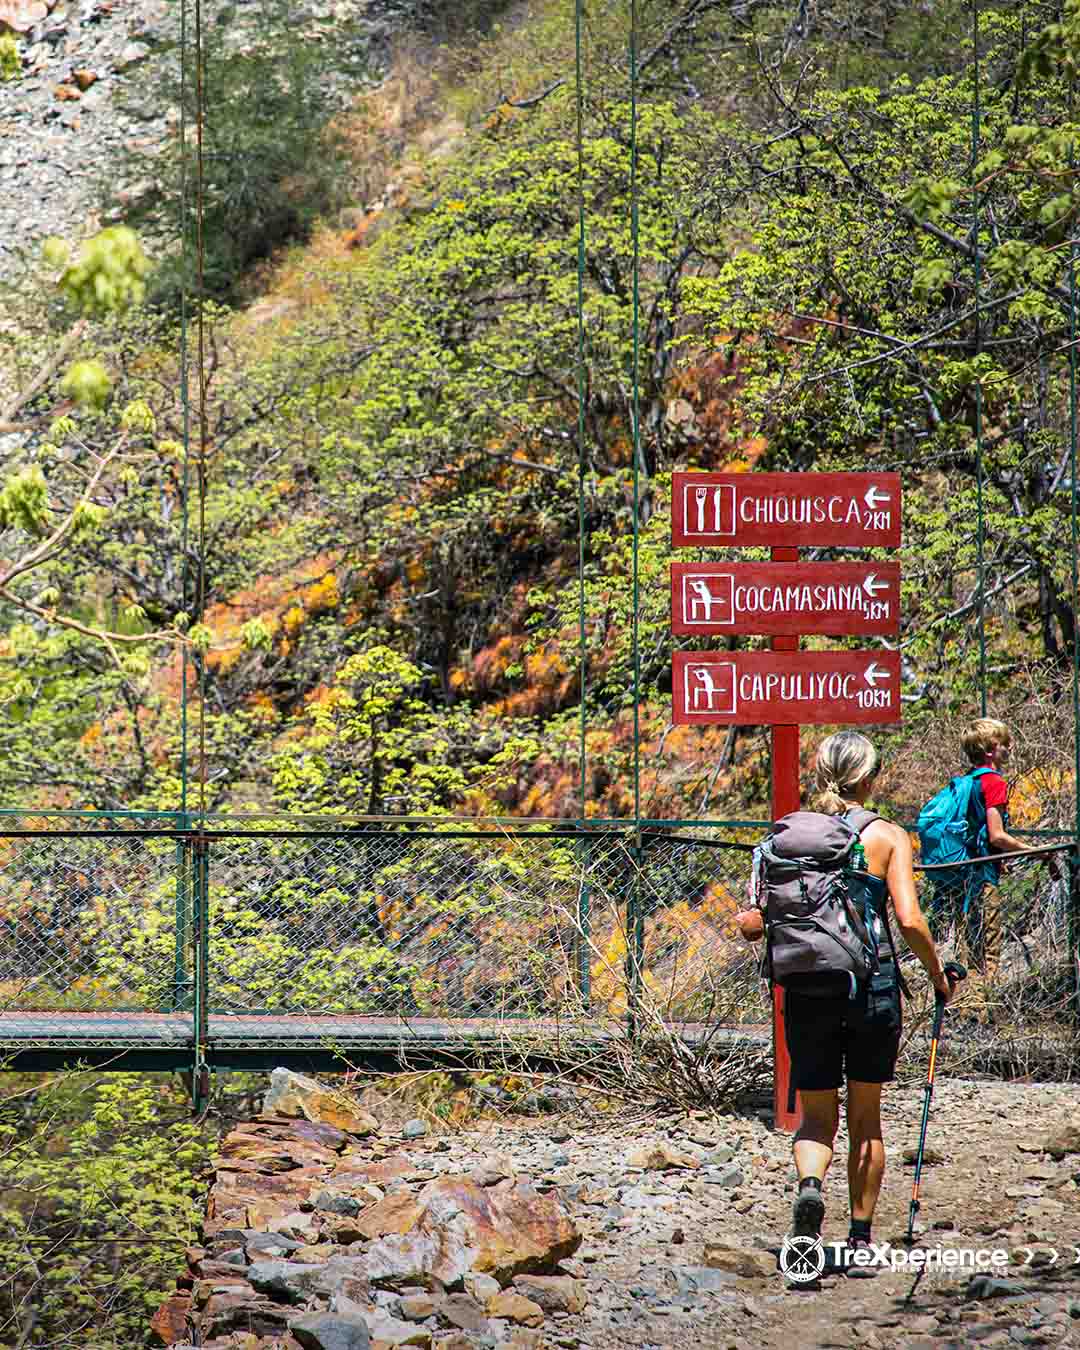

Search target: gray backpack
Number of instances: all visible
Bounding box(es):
[754,808,900,998]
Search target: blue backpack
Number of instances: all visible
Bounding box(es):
[916,768,992,871]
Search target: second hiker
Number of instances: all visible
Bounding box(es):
[734,730,958,1271]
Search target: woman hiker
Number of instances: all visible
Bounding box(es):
[733,731,958,1271]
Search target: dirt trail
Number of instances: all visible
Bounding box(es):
[457,1079,1080,1349]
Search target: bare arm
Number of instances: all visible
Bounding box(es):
[985,805,1027,855]
[886,825,952,999]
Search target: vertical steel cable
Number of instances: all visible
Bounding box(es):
[195,0,209,817]
[573,0,592,1005]
[1068,92,1080,960]
[628,0,644,1034]
[575,0,588,820]
[179,0,190,815]
[973,0,988,714]
[629,0,642,831]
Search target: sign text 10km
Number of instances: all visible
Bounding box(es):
[671,471,901,548]
[672,651,902,727]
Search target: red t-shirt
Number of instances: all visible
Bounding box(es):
[973,761,1008,814]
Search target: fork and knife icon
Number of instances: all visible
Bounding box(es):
[694,485,723,533]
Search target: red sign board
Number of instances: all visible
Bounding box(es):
[672,650,901,726]
[671,562,900,637]
[671,472,901,548]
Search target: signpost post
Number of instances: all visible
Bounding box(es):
[670,470,902,1131]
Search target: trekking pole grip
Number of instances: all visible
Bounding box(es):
[936,961,967,1007]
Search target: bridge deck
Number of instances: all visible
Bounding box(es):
[0,1011,770,1073]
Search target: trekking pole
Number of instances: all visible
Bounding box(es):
[905,960,967,1247]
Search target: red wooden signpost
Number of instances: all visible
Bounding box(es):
[669,471,903,1131]
[671,561,900,636]
[671,471,901,548]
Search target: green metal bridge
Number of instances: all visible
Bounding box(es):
[1,813,1074,1108]
[0,814,776,1092]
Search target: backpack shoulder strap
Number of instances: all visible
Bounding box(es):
[843,807,881,835]
[841,808,913,998]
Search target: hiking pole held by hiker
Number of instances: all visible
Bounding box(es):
[905,960,967,1246]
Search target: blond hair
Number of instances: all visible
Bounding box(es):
[961,717,1011,765]
[812,731,879,815]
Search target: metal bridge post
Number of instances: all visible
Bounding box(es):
[577,835,591,1008]
[172,813,193,1012]
[625,838,644,1041]
[190,830,211,1113]
[1070,847,1080,1022]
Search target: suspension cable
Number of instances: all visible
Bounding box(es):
[973,0,987,715]
[1068,86,1080,884]
[179,0,190,816]
[195,0,209,817]
[575,0,588,821]
[629,0,642,834]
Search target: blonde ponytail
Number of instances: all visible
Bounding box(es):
[812,732,879,814]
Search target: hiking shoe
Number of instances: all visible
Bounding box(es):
[791,1184,825,1239]
[838,1238,880,1279]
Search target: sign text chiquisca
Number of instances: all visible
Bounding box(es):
[671,472,901,549]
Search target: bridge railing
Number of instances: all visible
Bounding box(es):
[0,813,1074,1076]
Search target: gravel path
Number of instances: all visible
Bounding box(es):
[425,1080,1080,1349]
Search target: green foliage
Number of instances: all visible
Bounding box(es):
[0,1074,210,1347]
[60,358,112,409]
[0,33,20,82]
[0,466,49,535]
[55,227,149,317]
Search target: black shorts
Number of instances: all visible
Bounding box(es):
[783,967,902,1092]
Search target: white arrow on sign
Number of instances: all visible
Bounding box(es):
[864,662,889,687]
[864,486,892,509]
[862,573,889,597]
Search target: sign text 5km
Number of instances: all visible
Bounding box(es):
[672,562,900,637]
[671,472,902,548]
[672,650,902,726]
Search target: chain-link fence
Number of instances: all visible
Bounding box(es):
[0,814,1074,1081]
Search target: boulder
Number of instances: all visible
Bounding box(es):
[626,1140,700,1171]
[510,1275,587,1314]
[150,1291,192,1345]
[247,1260,330,1302]
[364,1308,431,1346]
[702,1242,775,1279]
[349,1193,424,1241]
[264,1070,380,1136]
[0,1,48,35]
[290,1310,371,1350]
[1042,1124,1080,1159]
[416,1175,580,1285]
[487,1292,544,1327]
[438,1293,487,1332]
